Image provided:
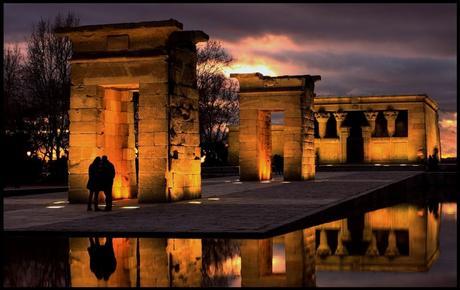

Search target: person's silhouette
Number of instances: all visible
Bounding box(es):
[87,157,102,211]
[101,156,115,211]
[87,237,117,281]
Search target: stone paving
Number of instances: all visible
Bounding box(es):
[4,171,423,238]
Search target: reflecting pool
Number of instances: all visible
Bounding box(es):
[3,191,457,287]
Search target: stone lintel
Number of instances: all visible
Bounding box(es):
[168,31,209,47]
[231,73,321,93]
[71,48,168,61]
[315,94,439,111]
[55,19,183,34]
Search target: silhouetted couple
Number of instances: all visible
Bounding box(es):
[426,148,440,171]
[87,156,115,211]
[87,237,117,281]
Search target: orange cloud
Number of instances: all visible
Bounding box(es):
[439,111,457,158]
[215,35,307,76]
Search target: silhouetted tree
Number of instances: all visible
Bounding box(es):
[22,13,79,161]
[3,44,25,132]
[197,40,239,165]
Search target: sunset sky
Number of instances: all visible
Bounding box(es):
[4,3,457,157]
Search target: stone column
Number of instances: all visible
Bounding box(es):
[339,127,351,163]
[365,232,379,257]
[364,111,379,136]
[361,126,372,163]
[314,112,330,138]
[384,111,399,137]
[384,230,400,258]
[316,228,331,257]
[68,84,105,203]
[333,112,347,137]
[138,82,169,203]
[334,229,348,256]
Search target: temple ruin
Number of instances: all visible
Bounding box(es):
[57,19,208,203]
[228,94,441,166]
[231,73,321,181]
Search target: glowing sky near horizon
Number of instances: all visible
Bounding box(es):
[4,3,457,157]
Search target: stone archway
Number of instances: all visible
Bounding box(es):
[57,20,208,203]
[231,73,320,181]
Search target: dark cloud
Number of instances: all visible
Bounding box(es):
[3,3,457,112]
[4,4,456,57]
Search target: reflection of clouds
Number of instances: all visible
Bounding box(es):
[442,203,457,221]
[439,111,457,158]
[272,242,286,273]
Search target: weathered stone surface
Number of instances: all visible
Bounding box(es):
[229,94,440,166]
[233,73,320,181]
[64,20,206,203]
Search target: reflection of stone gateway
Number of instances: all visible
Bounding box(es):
[56,20,208,203]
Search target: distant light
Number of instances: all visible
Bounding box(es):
[442,203,457,215]
[399,164,408,166]
[188,201,202,204]
[374,164,382,166]
[233,181,243,184]
[208,198,220,201]
[200,155,206,163]
[26,151,31,157]
[411,165,419,167]
[282,181,291,184]
[260,180,271,183]
[121,206,139,209]
[53,200,68,204]
[383,164,390,167]
[224,180,231,183]
[46,205,65,209]
[326,164,334,167]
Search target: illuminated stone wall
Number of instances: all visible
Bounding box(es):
[58,20,208,203]
[228,95,441,165]
[227,125,240,166]
[231,73,320,181]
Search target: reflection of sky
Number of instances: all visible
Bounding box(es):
[442,203,457,221]
[272,242,286,273]
[316,202,457,287]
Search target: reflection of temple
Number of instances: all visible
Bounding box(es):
[311,203,441,272]
[69,238,202,287]
[68,232,317,287]
[238,229,316,287]
[3,203,443,287]
[228,94,441,165]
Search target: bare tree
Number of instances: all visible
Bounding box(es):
[197,40,239,164]
[22,13,79,161]
[3,44,25,132]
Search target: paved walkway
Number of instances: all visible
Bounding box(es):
[4,171,423,237]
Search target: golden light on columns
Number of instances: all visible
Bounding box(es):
[314,112,330,138]
[384,111,399,137]
[333,112,347,136]
[364,111,379,135]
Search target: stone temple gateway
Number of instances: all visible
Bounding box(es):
[231,73,321,181]
[57,20,208,203]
